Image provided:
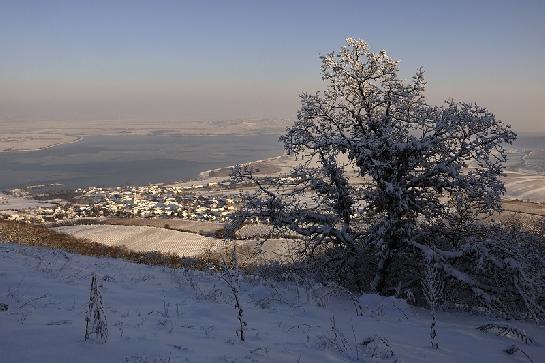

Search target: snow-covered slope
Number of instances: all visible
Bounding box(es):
[55,224,227,257]
[0,243,543,363]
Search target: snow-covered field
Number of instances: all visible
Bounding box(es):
[0,193,54,211]
[503,172,545,203]
[0,133,81,152]
[55,225,227,257]
[0,243,543,363]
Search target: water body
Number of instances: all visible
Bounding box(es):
[0,134,283,190]
[507,135,545,174]
[1,133,544,190]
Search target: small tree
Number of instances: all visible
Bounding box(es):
[84,273,108,343]
[221,244,247,342]
[227,38,530,315]
[422,260,444,349]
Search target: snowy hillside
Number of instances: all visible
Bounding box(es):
[0,243,543,363]
[55,225,227,257]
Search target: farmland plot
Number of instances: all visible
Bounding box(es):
[56,224,227,257]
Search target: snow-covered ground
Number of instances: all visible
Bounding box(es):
[1,243,543,363]
[55,225,227,257]
[0,193,54,211]
[0,133,81,152]
[503,172,545,203]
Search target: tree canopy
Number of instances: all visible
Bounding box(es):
[227,39,545,319]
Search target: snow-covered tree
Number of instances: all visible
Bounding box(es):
[226,38,544,318]
[422,260,443,349]
[84,273,108,343]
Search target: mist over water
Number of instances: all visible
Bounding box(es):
[0,134,283,189]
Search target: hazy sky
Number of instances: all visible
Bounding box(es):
[1,0,544,132]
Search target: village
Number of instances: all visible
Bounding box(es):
[0,180,241,224]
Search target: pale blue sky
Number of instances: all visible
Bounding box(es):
[1,0,544,131]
